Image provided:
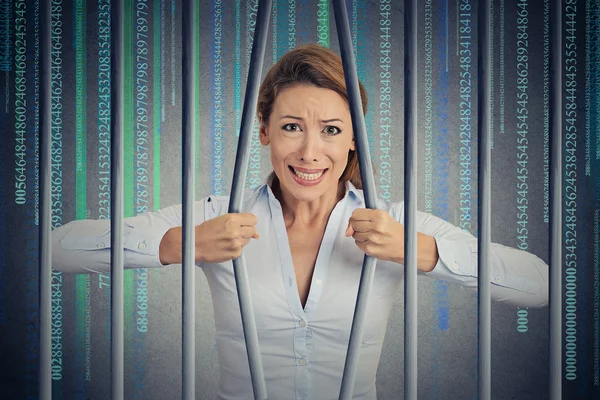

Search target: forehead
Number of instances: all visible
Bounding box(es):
[273,84,349,114]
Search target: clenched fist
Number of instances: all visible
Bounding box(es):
[159,213,259,265]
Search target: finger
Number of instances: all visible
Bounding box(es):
[239,212,258,226]
[351,208,374,221]
[352,232,370,243]
[239,226,258,239]
[345,221,353,236]
[349,220,372,233]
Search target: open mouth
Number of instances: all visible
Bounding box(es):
[288,166,328,184]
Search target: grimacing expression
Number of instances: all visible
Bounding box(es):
[259,84,355,202]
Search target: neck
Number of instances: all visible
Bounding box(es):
[270,174,346,229]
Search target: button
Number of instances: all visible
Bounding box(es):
[138,241,147,250]
[97,242,106,249]
[450,262,459,272]
[299,358,306,366]
[315,279,322,286]
[299,320,306,327]
[494,276,503,284]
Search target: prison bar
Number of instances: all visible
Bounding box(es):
[109,0,126,398]
[403,0,419,398]
[39,0,52,398]
[227,0,273,398]
[181,0,197,398]
[477,0,492,399]
[331,0,382,398]
[549,0,563,398]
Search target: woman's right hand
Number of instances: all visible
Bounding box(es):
[159,213,259,265]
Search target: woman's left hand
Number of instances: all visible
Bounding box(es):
[344,208,404,264]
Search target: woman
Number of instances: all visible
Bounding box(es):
[52,44,549,399]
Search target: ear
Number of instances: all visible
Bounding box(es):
[350,137,356,151]
[258,114,270,145]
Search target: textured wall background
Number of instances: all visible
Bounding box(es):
[0,0,598,399]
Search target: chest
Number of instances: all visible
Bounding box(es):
[287,228,325,308]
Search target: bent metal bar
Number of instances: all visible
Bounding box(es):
[331,0,382,398]
[227,0,273,399]
[37,1,563,399]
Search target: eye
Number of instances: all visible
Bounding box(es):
[324,125,342,135]
[282,123,301,132]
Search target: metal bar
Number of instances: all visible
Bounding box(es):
[403,0,418,398]
[331,1,379,399]
[39,0,52,398]
[182,0,196,398]
[477,0,492,398]
[549,0,562,398]
[228,0,273,398]
[110,0,125,398]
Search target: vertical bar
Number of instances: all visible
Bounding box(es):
[477,0,492,399]
[331,1,379,399]
[110,0,125,399]
[549,0,562,398]
[403,0,418,398]
[39,0,52,398]
[182,0,196,398]
[228,0,272,398]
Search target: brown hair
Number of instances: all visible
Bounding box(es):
[257,43,370,189]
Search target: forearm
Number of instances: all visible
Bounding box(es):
[394,202,549,308]
[52,210,182,273]
[425,237,549,308]
[392,232,439,273]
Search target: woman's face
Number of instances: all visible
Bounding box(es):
[259,84,355,203]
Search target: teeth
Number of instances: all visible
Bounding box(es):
[292,167,324,181]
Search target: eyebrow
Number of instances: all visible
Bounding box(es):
[279,115,343,123]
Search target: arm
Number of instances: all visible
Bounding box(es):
[51,200,206,274]
[397,203,549,308]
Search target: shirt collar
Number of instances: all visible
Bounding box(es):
[263,170,360,203]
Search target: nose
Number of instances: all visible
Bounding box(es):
[298,132,321,162]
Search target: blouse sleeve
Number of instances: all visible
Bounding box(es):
[51,199,209,274]
[394,202,549,308]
